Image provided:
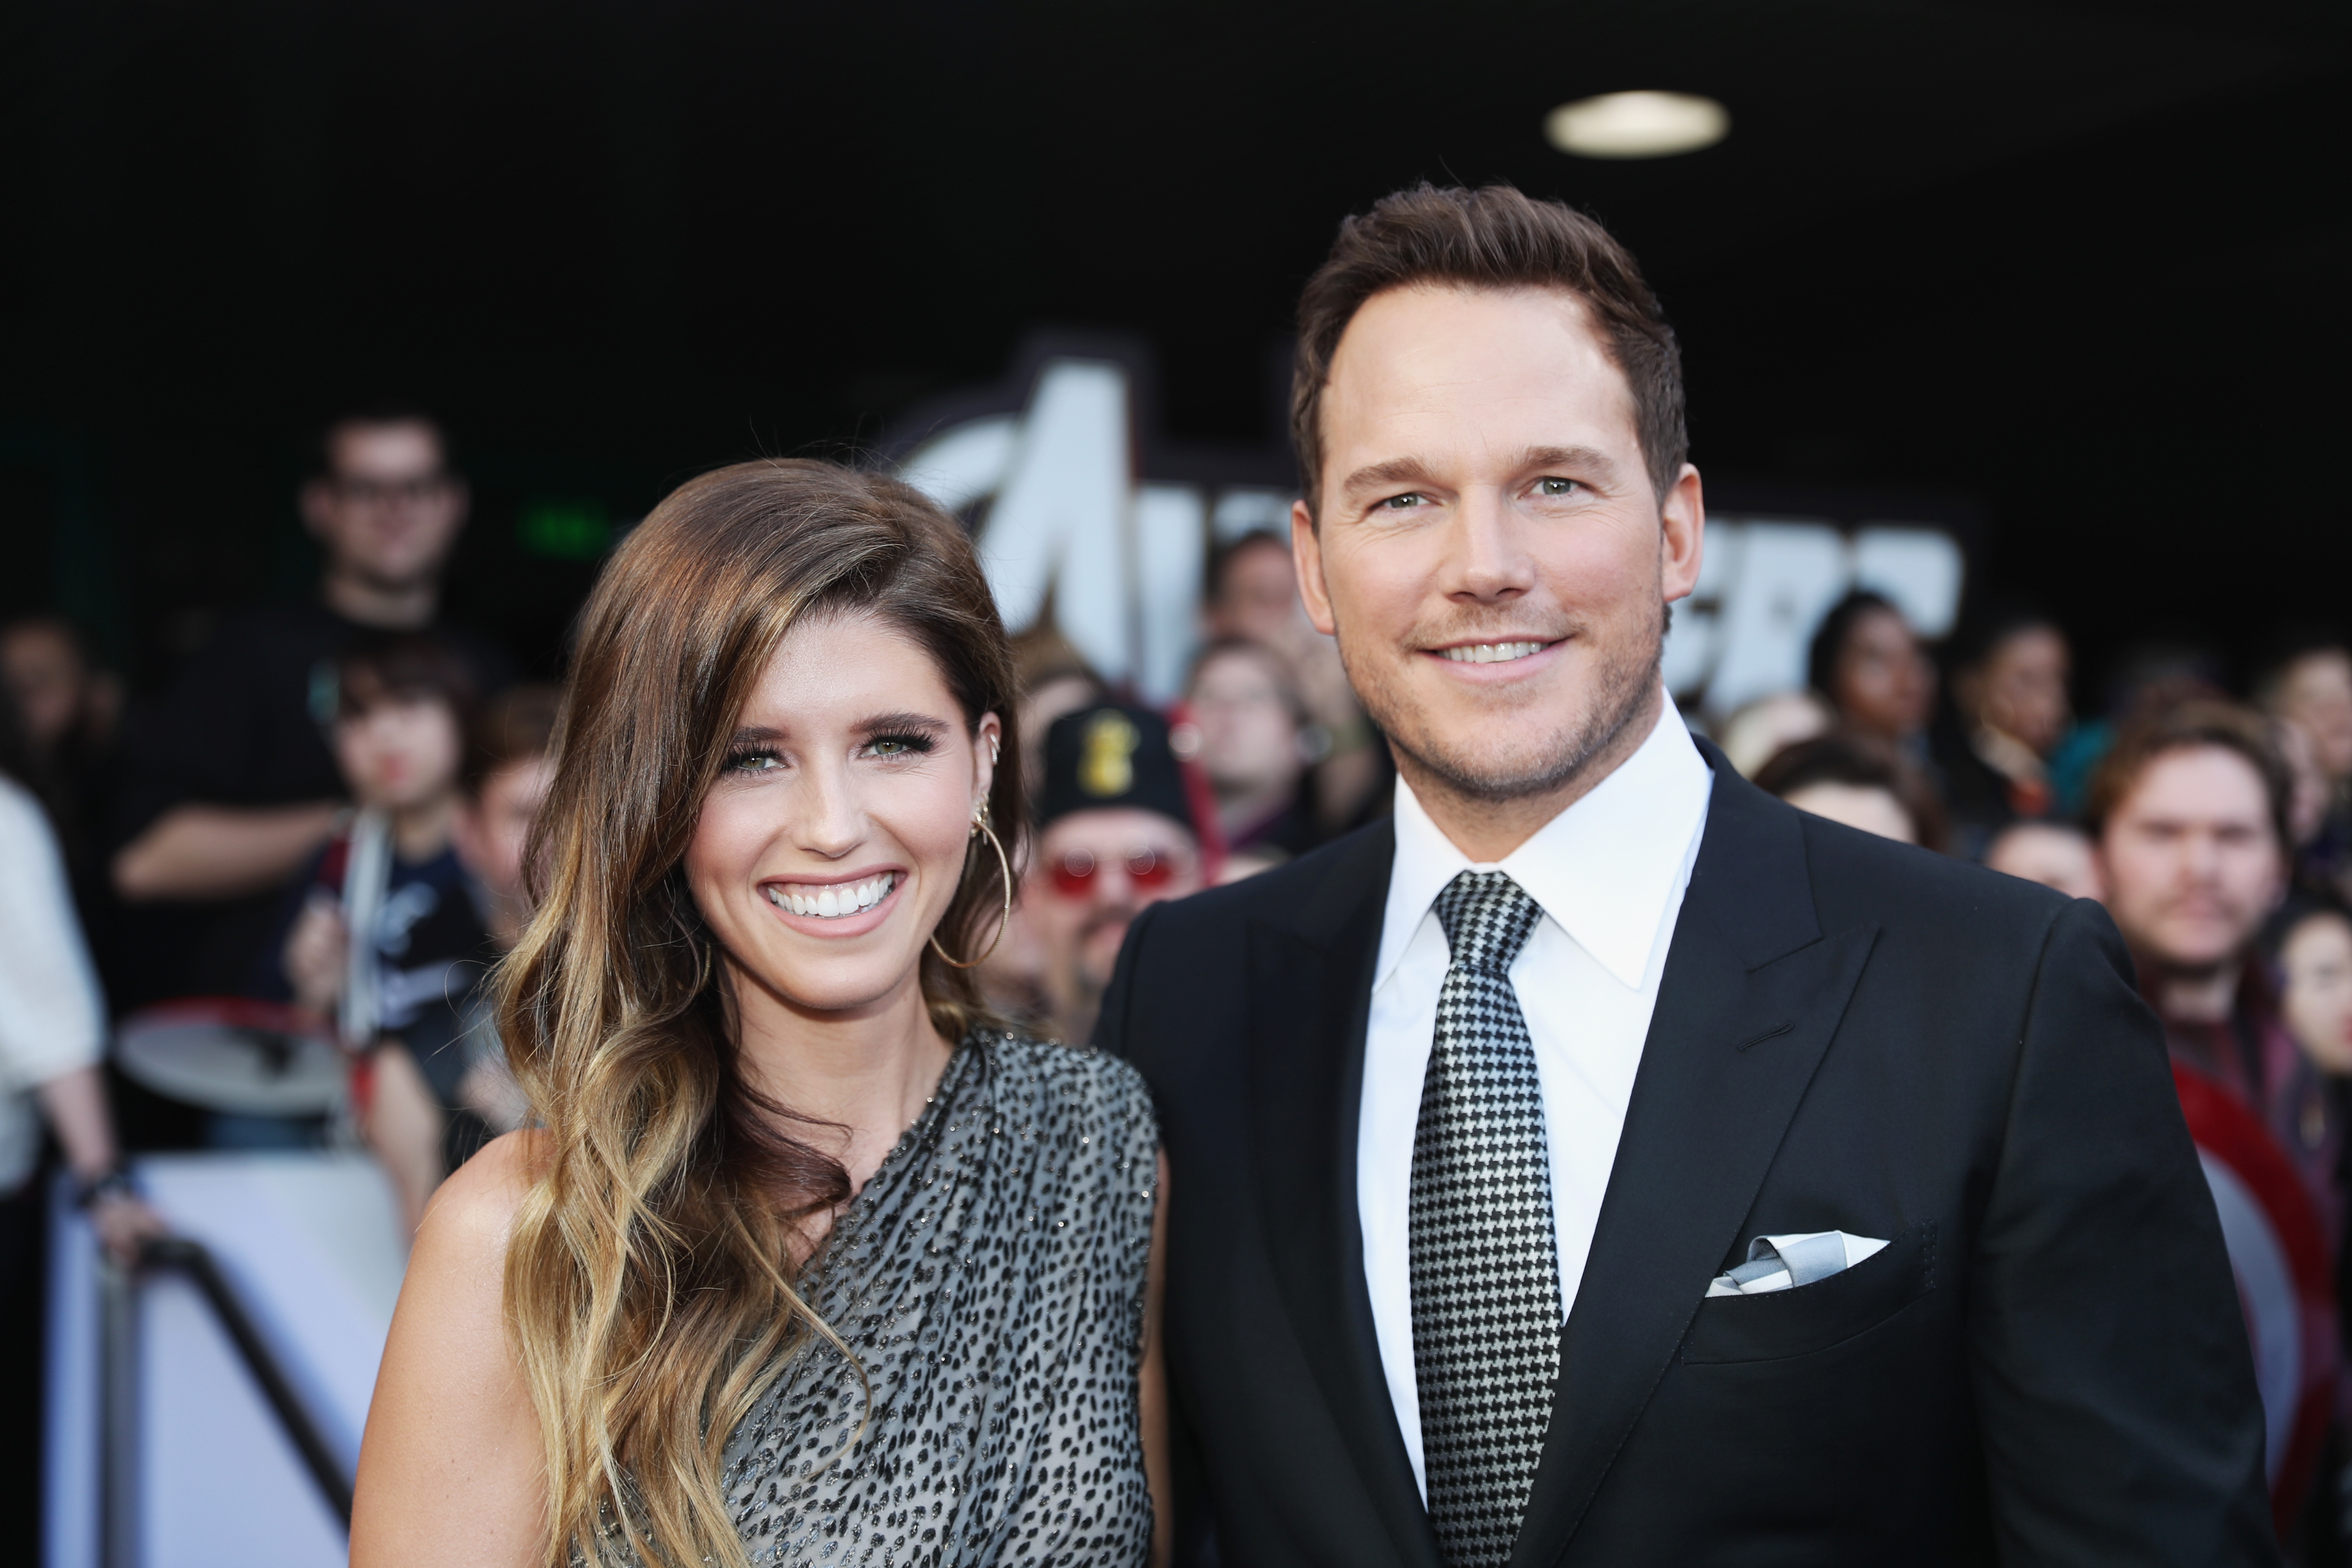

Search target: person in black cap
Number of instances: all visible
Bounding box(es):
[1030,702,1204,1045]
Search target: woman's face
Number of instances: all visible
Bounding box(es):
[1977,626,2071,757]
[1833,607,1935,743]
[2283,912,2352,1076]
[687,609,998,1023]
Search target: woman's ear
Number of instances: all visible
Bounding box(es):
[972,711,1004,810]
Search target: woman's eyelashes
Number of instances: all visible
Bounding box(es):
[863,731,938,760]
[720,728,942,776]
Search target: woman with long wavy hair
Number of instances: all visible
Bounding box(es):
[351,461,1170,1567]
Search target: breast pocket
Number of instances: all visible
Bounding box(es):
[1678,1221,1936,1366]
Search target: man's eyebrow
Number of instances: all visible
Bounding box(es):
[1520,444,1621,477]
[1336,456,1441,498]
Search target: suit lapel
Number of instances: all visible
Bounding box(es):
[1248,820,1444,1568]
[1510,751,1879,1568]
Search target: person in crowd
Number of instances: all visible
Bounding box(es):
[1105,181,2269,1566]
[1185,636,1319,864]
[424,683,562,1166]
[1752,729,1947,849]
[0,685,164,1263]
[1938,607,2073,857]
[2277,902,2352,1080]
[109,406,508,1009]
[354,461,1167,1568]
[2089,700,2336,1231]
[3,613,129,990]
[264,634,489,1230]
[1027,702,1205,1047]
[1984,819,2105,902]
[1806,588,1937,755]
[0,681,166,1561]
[1713,687,1831,778]
[1205,529,1388,833]
[2259,639,2352,900]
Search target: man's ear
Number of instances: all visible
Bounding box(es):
[1290,500,1338,637]
[1659,463,1705,604]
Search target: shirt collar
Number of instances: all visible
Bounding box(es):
[1377,693,1715,992]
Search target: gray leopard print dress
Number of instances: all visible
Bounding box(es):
[716,1030,1160,1566]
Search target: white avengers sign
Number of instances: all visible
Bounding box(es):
[897,353,1964,718]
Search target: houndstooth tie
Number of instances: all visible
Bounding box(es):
[1410,870,1560,1567]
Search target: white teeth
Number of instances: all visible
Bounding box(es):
[1440,641,1548,664]
[765,872,895,920]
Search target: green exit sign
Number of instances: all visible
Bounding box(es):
[517,500,612,560]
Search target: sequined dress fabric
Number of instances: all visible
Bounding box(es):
[717,1030,1160,1566]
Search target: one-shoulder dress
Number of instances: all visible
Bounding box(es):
[716,1029,1161,1566]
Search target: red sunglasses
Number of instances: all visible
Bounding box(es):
[1049,847,1188,899]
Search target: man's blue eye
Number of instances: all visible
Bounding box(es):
[1538,478,1577,496]
[1383,493,1423,509]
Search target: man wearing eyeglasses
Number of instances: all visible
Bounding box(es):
[109,408,511,1011]
[1028,703,1205,1048]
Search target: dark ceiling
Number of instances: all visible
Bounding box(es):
[4,0,2347,689]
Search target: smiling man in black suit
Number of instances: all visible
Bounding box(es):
[1098,184,2274,1567]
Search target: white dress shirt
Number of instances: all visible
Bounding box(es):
[1358,695,1713,1494]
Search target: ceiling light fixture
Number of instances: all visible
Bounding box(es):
[1545,91,1729,159]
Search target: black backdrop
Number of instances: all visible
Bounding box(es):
[3,0,2346,695]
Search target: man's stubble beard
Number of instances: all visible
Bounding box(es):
[1340,603,1668,806]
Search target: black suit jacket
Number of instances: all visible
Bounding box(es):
[1100,744,2276,1567]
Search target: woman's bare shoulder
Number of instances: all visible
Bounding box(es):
[413,1129,548,1275]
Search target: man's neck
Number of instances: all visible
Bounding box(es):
[323,569,437,630]
[2154,960,2244,1026]
[1402,683,1662,864]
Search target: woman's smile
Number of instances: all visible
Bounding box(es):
[758,867,904,934]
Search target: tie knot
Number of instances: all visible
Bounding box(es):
[1432,870,1543,977]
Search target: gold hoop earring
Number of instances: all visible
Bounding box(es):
[929,808,1013,970]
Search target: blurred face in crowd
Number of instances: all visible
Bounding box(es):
[1,619,93,754]
[1779,782,1915,845]
[453,755,556,948]
[2273,650,2352,787]
[1018,671,1103,816]
[685,611,998,1021]
[2098,745,2285,977]
[2273,719,2332,849]
[1210,537,1307,645]
[1832,607,1935,744]
[2281,910,2352,1075]
[334,691,464,816]
[1969,625,2071,757]
[1985,821,2104,902]
[1188,645,1305,803]
[301,421,470,595]
[1292,285,1702,825]
[1030,807,1201,1025]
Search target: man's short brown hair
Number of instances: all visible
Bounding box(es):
[2086,698,2293,850]
[1291,182,1686,515]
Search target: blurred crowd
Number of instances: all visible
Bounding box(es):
[5,405,2352,1544]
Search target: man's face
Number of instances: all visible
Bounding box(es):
[2099,746,2285,975]
[1291,284,1702,806]
[1028,807,1201,1016]
[302,422,468,593]
[1,622,88,752]
[2276,650,2352,786]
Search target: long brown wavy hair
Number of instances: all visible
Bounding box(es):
[494,460,1023,1567]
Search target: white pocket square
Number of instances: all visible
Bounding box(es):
[1706,1230,1889,1297]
